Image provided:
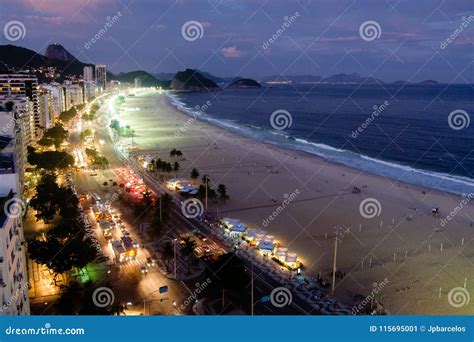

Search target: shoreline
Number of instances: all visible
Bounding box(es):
[117,90,474,315]
[166,91,474,197]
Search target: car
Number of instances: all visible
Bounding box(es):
[195,232,207,242]
[122,230,130,236]
[90,173,98,176]
[132,240,139,248]
[146,257,155,267]
[139,265,148,274]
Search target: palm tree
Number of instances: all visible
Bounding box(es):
[217,184,229,202]
[181,237,197,274]
[190,168,199,180]
[170,149,177,158]
[161,241,174,272]
[173,161,180,177]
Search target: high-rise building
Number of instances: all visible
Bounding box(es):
[83,66,93,82]
[0,111,30,316]
[134,77,142,88]
[95,65,107,90]
[0,74,40,141]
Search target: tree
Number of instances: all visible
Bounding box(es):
[190,168,199,180]
[170,149,177,158]
[202,174,210,186]
[58,107,77,122]
[161,241,174,272]
[181,237,196,274]
[55,281,123,315]
[29,173,62,222]
[80,129,92,141]
[217,184,229,202]
[27,147,74,170]
[173,161,180,177]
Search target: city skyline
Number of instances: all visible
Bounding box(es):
[1,0,473,83]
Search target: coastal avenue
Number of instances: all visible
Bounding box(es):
[68,96,189,316]
[84,91,331,315]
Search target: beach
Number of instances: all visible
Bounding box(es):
[117,90,473,315]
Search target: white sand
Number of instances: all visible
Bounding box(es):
[117,91,474,315]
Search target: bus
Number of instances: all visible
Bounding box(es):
[120,236,137,260]
[112,240,127,262]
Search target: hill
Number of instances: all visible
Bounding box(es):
[44,43,76,61]
[0,44,92,81]
[227,78,261,88]
[114,70,170,88]
[170,69,219,91]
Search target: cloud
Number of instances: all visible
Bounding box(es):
[221,46,243,58]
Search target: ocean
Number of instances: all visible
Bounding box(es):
[166,84,474,195]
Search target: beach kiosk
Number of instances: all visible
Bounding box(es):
[258,240,275,256]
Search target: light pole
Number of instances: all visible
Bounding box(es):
[174,238,177,279]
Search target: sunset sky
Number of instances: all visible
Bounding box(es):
[1,0,472,82]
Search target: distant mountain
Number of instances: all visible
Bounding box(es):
[154,72,175,81]
[320,72,382,84]
[264,75,322,83]
[227,78,261,88]
[170,69,219,91]
[418,80,438,85]
[114,70,169,88]
[0,44,92,80]
[44,43,75,61]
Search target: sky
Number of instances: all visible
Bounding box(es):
[0,0,473,82]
